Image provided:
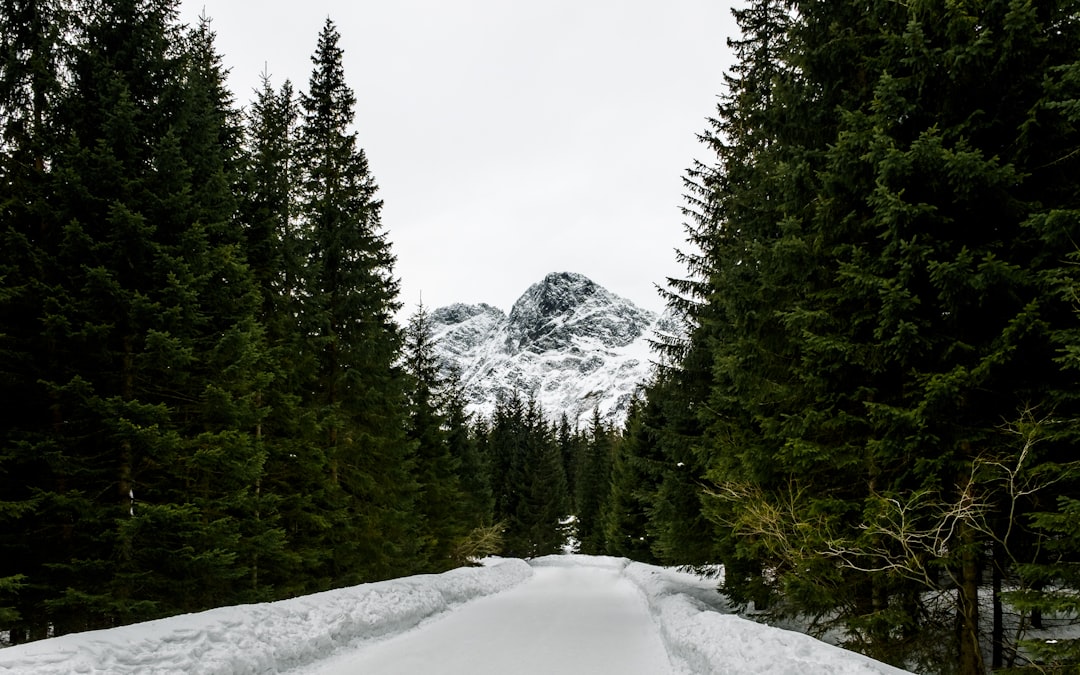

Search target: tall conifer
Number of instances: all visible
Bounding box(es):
[574,408,612,555]
[0,0,70,641]
[294,18,419,585]
[14,0,272,630]
[238,74,307,596]
[403,303,468,570]
[664,0,1080,670]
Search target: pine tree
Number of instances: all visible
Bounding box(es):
[669,0,1080,671]
[240,74,300,324]
[403,303,467,570]
[601,397,659,563]
[11,0,274,631]
[294,18,420,585]
[0,0,71,641]
[443,364,493,533]
[574,408,612,555]
[237,72,308,596]
[488,395,569,557]
[555,413,580,500]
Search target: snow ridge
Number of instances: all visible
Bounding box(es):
[430,272,660,427]
[532,555,913,674]
[0,560,533,675]
[619,562,915,675]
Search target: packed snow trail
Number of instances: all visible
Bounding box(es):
[0,555,913,674]
[302,558,675,675]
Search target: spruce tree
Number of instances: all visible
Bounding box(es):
[237,73,308,596]
[574,408,612,555]
[667,0,1080,671]
[488,395,569,557]
[555,413,580,500]
[443,364,493,531]
[601,397,659,563]
[403,303,468,570]
[0,0,71,642]
[12,0,273,631]
[294,18,419,585]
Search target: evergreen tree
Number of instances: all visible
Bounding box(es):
[240,74,301,328]
[636,322,727,574]
[488,395,569,557]
[294,18,419,586]
[601,396,659,563]
[488,394,523,526]
[237,72,306,597]
[555,413,580,501]
[666,0,1080,671]
[0,0,71,642]
[12,0,273,632]
[403,303,467,570]
[574,408,612,555]
[443,364,493,531]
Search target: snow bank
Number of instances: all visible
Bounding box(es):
[621,562,914,675]
[0,559,532,675]
[529,555,910,673]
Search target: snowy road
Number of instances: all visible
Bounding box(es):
[303,558,675,675]
[0,555,913,674]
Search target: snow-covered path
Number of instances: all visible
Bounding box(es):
[0,555,914,674]
[303,559,675,675]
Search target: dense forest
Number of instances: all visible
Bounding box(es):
[0,0,606,645]
[3,0,1080,674]
[625,0,1080,673]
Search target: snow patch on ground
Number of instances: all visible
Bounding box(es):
[0,555,917,674]
[303,555,674,675]
[621,561,914,675]
[0,559,532,675]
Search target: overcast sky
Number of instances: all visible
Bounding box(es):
[177,1,740,318]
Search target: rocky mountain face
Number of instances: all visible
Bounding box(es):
[429,272,660,427]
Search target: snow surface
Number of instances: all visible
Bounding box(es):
[620,560,913,675]
[0,555,914,674]
[301,556,674,675]
[0,560,531,675]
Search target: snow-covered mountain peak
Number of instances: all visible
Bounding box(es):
[429,303,506,360]
[506,272,655,354]
[430,272,659,427]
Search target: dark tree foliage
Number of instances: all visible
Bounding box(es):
[486,395,570,557]
[573,408,613,555]
[11,0,272,632]
[0,0,71,639]
[634,0,1080,672]
[236,72,306,597]
[555,413,582,501]
[442,364,494,531]
[402,303,469,570]
[601,396,660,564]
[289,17,421,587]
[0,7,473,643]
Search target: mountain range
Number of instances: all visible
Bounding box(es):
[428,272,665,428]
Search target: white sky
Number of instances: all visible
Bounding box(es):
[177,1,739,318]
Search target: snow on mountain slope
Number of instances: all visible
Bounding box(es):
[430,272,659,427]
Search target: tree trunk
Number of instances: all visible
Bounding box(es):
[119,335,135,517]
[957,521,984,675]
[992,537,1003,669]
